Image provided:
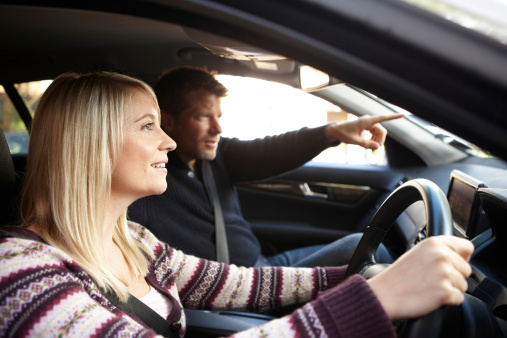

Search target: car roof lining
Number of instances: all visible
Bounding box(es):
[0,6,194,83]
[0,5,302,87]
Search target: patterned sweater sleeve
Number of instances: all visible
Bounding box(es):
[229,275,396,337]
[167,244,342,312]
[0,236,159,338]
[161,240,395,337]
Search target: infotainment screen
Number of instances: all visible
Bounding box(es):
[447,170,486,237]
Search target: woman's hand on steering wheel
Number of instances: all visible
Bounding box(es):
[367,235,474,321]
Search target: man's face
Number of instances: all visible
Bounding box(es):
[162,89,222,166]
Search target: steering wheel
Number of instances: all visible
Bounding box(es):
[345,179,454,336]
[345,178,503,337]
[345,178,452,279]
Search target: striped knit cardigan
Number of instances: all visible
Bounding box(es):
[0,222,395,337]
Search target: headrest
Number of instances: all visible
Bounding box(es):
[0,129,21,226]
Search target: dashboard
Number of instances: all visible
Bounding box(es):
[448,170,488,239]
[446,169,507,322]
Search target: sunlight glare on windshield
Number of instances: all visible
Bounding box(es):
[400,0,507,44]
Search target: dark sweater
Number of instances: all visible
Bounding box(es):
[128,126,333,267]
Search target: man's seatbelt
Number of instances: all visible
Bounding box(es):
[202,160,229,264]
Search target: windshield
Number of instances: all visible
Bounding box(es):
[353,86,492,158]
[399,0,507,45]
[403,114,492,158]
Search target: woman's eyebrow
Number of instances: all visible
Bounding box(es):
[134,113,157,123]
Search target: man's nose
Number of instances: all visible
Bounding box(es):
[210,117,222,135]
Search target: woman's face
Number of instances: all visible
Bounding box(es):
[111,90,176,204]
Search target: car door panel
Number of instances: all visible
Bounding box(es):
[237,163,405,254]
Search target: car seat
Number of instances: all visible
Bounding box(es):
[0,128,22,227]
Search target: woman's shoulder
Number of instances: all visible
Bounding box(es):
[0,227,72,263]
[0,229,87,288]
[127,220,165,252]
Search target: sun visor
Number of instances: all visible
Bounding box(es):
[182,27,295,73]
[183,27,285,61]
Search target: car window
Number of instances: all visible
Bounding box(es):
[0,80,50,155]
[217,75,387,165]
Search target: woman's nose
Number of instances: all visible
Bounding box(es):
[161,130,177,153]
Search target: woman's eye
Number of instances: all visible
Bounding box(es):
[143,123,154,130]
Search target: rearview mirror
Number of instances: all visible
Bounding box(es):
[299,66,330,91]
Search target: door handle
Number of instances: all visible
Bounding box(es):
[299,182,328,200]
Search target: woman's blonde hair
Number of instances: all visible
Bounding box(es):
[20,71,157,301]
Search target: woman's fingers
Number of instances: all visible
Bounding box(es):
[367,236,473,321]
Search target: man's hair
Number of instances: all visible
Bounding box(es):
[20,71,156,302]
[155,66,228,118]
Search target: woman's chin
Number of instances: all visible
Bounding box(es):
[151,185,168,196]
[136,185,168,200]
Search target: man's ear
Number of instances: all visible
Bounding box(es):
[161,110,175,133]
